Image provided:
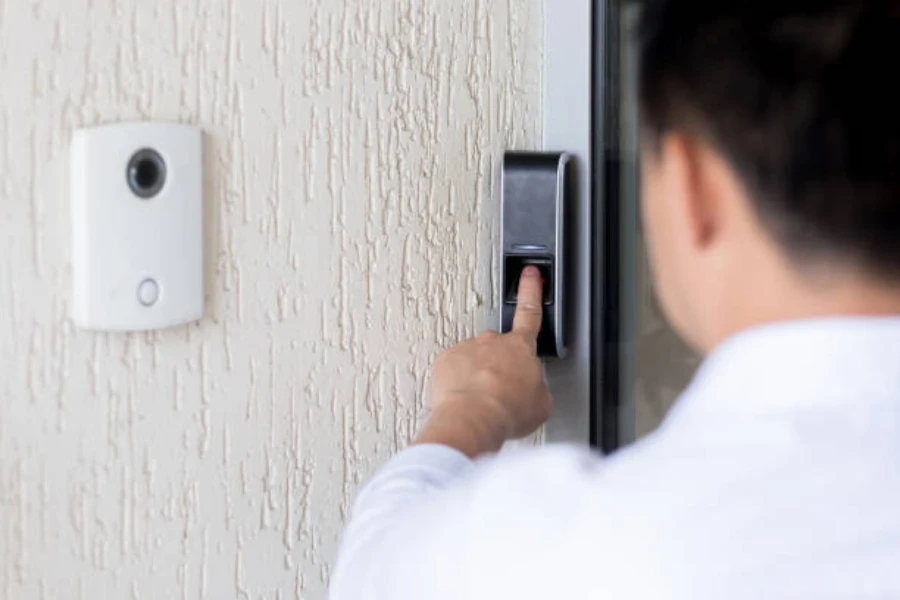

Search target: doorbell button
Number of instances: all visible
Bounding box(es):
[137,278,160,307]
[71,122,203,331]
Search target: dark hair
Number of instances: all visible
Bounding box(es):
[638,0,900,276]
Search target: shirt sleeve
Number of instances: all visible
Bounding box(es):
[328,444,480,600]
[329,442,616,599]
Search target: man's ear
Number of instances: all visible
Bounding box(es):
[660,132,721,251]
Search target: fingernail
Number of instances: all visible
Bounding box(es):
[522,265,540,277]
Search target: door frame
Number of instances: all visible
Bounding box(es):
[542,0,595,446]
[543,0,632,452]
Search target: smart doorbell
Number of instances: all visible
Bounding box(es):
[70,122,203,331]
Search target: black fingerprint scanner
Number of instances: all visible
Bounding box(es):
[503,256,553,305]
[500,152,572,358]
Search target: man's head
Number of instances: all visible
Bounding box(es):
[638,0,900,352]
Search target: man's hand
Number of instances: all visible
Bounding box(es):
[414,266,553,458]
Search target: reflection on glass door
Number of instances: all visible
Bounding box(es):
[612,0,700,442]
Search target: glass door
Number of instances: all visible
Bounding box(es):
[594,0,700,450]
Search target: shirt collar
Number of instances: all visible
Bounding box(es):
[662,316,900,429]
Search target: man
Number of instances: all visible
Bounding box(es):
[331,0,900,597]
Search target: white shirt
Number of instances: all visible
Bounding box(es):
[330,318,900,599]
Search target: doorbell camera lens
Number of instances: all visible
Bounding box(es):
[127,148,166,199]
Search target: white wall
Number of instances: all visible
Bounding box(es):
[0,1,540,597]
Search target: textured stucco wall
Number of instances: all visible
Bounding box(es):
[0,1,541,597]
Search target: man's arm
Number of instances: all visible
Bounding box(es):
[414,265,550,457]
[330,267,552,598]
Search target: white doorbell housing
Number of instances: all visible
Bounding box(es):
[71,122,203,331]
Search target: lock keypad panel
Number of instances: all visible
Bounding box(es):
[500,151,570,358]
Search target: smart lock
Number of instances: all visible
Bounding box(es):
[500,152,572,358]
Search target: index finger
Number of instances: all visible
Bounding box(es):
[511,265,544,339]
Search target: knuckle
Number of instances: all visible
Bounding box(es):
[517,301,541,313]
[474,365,502,390]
